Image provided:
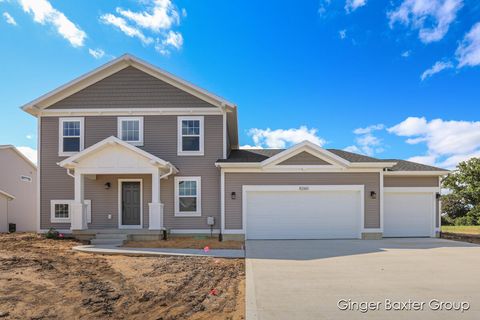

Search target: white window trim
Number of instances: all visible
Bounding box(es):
[50,200,91,223]
[177,116,204,156]
[174,176,202,217]
[58,117,84,157]
[117,116,144,146]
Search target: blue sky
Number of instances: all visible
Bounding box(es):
[0,0,479,169]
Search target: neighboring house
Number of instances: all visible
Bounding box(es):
[21,54,448,240]
[0,145,37,232]
[0,190,15,233]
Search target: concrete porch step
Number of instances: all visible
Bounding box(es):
[90,238,125,246]
[95,233,128,240]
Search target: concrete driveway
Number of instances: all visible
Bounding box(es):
[246,238,480,320]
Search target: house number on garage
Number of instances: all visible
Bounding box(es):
[299,186,309,191]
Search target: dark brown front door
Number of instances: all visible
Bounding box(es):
[122,181,141,226]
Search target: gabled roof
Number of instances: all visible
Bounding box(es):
[217,142,448,173]
[0,189,15,200]
[0,145,37,169]
[21,54,237,116]
[57,136,178,172]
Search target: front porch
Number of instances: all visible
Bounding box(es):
[58,136,178,233]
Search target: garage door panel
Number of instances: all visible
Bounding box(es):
[384,192,433,237]
[246,189,361,240]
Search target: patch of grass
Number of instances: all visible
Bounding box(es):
[441,225,480,235]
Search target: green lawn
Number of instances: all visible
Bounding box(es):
[441,226,480,235]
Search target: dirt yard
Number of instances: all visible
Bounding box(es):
[0,233,245,319]
[124,237,244,250]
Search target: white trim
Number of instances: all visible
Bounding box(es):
[40,107,223,117]
[22,54,236,116]
[223,112,227,159]
[0,190,15,200]
[384,171,449,176]
[361,228,382,233]
[117,116,144,146]
[262,141,351,168]
[216,166,384,173]
[37,116,41,232]
[220,169,225,233]
[118,179,143,229]
[174,176,202,217]
[58,117,84,157]
[384,187,440,193]
[380,170,384,232]
[177,116,204,156]
[241,185,364,239]
[169,229,220,234]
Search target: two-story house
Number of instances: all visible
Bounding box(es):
[22,54,448,241]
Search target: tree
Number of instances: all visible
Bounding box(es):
[442,157,480,225]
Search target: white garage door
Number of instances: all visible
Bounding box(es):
[384,191,434,237]
[245,186,363,240]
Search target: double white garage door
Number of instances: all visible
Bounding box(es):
[244,186,436,240]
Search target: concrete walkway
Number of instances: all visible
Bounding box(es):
[73,244,245,258]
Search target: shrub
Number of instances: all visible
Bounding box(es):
[45,228,59,239]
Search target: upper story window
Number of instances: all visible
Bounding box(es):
[59,117,84,156]
[118,117,144,146]
[178,116,204,156]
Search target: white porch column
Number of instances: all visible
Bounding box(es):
[149,169,163,230]
[71,171,87,230]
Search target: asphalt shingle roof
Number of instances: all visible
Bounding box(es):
[217,148,447,172]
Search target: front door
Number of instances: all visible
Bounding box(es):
[121,181,141,227]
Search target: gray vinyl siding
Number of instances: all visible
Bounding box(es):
[48,67,218,110]
[278,152,331,165]
[384,176,439,187]
[224,172,380,230]
[40,115,222,230]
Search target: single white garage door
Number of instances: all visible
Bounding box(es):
[244,186,363,240]
[384,191,435,237]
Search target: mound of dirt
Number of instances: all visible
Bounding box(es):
[0,233,245,319]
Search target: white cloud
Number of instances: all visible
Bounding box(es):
[247,126,326,149]
[100,13,153,44]
[455,22,480,68]
[318,0,332,17]
[345,124,385,156]
[420,60,453,80]
[345,0,367,13]
[19,0,86,47]
[116,0,179,33]
[389,117,480,169]
[26,134,33,140]
[339,29,347,39]
[353,123,384,135]
[101,0,184,55]
[88,48,105,59]
[388,0,463,44]
[3,11,17,25]
[401,50,411,58]
[16,146,37,164]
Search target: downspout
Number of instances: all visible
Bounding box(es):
[66,168,75,178]
[159,165,174,180]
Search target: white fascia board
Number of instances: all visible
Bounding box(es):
[0,190,15,200]
[40,107,223,117]
[349,162,397,168]
[261,141,350,168]
[383,171,449,176]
